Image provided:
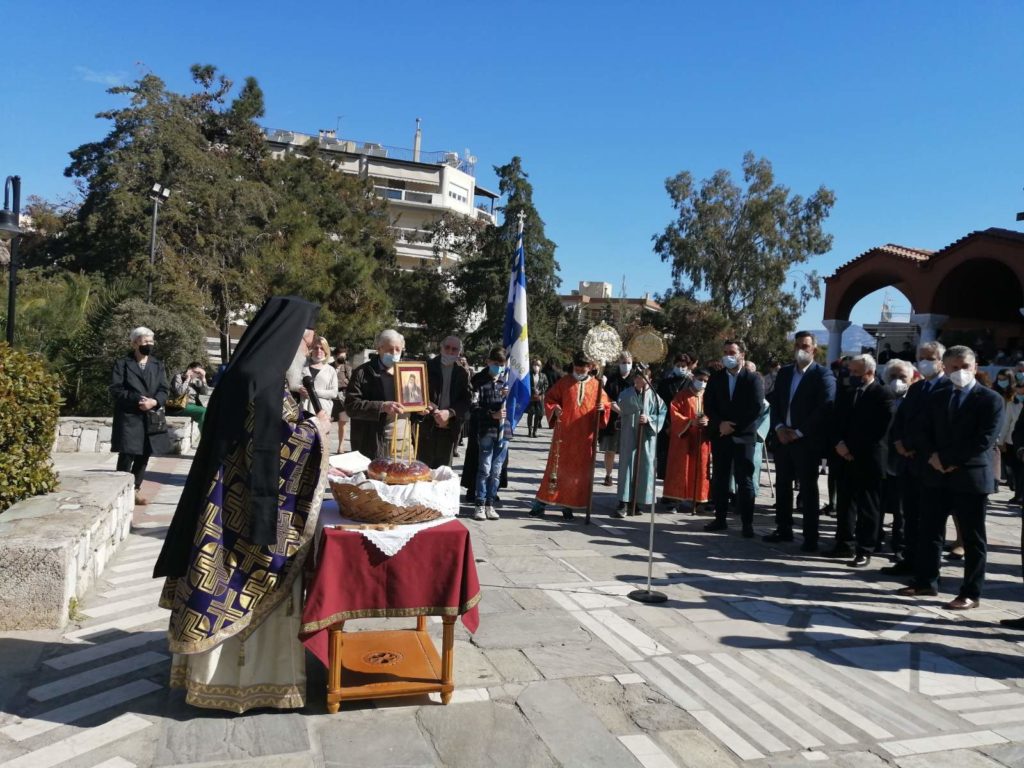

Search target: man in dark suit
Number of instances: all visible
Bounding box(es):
[704,340,765,537]
[880,342,952,576]
[765,331,836,551]
[828,354,897,566]
[416,335,473,469]
[898,345,1003,610]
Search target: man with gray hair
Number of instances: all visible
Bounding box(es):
[828,353,897,567]
[416,335,472,468]
[898,345,1003,610]
[345,328,407,459]
[882,341,952,576]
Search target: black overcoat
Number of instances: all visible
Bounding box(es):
[110,354,171,455]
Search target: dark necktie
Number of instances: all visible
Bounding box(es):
[951,389,963,415]
[852,388,862,408]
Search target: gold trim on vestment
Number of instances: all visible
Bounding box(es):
[164,413,329,656]
[169,666,305,714]
[300,593,482,634]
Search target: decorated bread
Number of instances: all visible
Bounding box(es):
[366,459,432,485]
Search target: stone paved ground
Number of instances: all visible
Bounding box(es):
[2,428,1024,768]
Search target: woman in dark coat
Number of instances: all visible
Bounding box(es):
[110,326,171,504]
[345,329,407,460]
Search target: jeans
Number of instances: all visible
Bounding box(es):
[475,433,509,504]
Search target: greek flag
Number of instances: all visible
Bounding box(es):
[502,215,530,431]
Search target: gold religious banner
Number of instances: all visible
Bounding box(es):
[627,327,667,365]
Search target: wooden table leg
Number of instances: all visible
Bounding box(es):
[440,615,455,704]
[416,615,427,632]
[326,620,344,714]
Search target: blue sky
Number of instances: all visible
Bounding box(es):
[6,1,1023,331]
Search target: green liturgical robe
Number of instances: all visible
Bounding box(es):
[617,385,666,505]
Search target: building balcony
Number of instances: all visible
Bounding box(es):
[374,186,438,207]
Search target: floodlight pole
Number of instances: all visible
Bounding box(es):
[3,176,22,346]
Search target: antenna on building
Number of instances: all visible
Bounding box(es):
[413,118,422,163]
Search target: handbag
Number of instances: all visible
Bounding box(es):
[166,391,189,411]
[146,408,169,435]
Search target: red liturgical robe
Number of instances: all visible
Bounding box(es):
[535,376,610,509]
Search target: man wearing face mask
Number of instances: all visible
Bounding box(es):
[828,354,897,567]
[656,353,694,487]
[526,358,550,438]
[765,331,836,551]
[880,359,916,560]
[345,329,407,460]
[416,336,473,469]
[898,346,1003,610]
[663,369,712,512]
[599,351,634,486]
[530,351,610,521]
[881,341,953,577]
[703,341,765,536]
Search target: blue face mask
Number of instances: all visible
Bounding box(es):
[380,352,400,368]
[673,366,686,377]
[489,364,504,377]
[1016,394,1024,404]
[848,375,863,387]
[997,379,1010,389]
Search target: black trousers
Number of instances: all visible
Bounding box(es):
[773,439,821,543]
[880,474,902,552]
[526,401,544,435]
[117,450,151,490]
[897,471,923,567]
[711,438,756,526]
[835,461,882,554]
[914,486,987,599]
[416,421,458,469]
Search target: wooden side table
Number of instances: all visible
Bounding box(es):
[326,614,456,713]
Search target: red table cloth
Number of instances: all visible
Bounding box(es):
[300,519,481,667]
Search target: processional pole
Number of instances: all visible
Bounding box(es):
[625,327,669,605]
[582,321,622,525]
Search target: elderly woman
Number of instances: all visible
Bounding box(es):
[345,329,406,459]
[300,337,339,437]
[110,326,171,505]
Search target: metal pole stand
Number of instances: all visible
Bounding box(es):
[628,364,667,605]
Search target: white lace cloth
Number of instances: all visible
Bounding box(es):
[322,466,460,557]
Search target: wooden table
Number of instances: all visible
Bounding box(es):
[300,519,480,712]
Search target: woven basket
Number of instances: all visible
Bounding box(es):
[328,479,442,525]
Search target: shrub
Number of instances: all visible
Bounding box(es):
[0,343,61,513]
[63,297,208,416]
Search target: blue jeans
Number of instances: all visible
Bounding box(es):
[475,433,509,504]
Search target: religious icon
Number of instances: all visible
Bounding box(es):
[395,361,429,412]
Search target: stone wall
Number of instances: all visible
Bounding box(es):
[0,470,135,631]
[54,416,200,454]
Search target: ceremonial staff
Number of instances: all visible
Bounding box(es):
[625,327,668,605]
[582,322,623,525]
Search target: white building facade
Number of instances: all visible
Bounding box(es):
[264,125,498,270]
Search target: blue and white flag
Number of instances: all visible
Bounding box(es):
[502,215,530,432]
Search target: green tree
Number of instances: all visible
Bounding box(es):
[653,152,835,363]
[456,157,565,359]
[652,293,733,369]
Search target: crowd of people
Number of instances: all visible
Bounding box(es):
[101,297,1024,715]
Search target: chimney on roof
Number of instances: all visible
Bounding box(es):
[413,118,422,163]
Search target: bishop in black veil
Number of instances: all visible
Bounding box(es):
[154,296,328,713]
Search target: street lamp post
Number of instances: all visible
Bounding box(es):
[147,183,171,303]
[1,175,23,346]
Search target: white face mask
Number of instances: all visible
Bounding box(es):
[722,355,739,370]
[573,372,589,382]
[888,379,909,396]
[949,369,974,389]
[917,360,939,379]
[692,380,707,392]
[619,363,632,377]
[795,349,813,366]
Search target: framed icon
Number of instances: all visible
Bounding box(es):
[395,361,429,413]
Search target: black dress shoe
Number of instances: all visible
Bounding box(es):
[610,509,625,519]
[825,546,855,559]
[945,550,965,562]
[800,541,819,553]
[848,554,872,568]
[999,617,1024,630]
[742,526,755,539]
[880,562,914,576]
[561,508,575,521]
[704,520,728,532]
[763,530,794,543]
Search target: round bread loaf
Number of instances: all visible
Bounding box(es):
[366,459,432,485]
